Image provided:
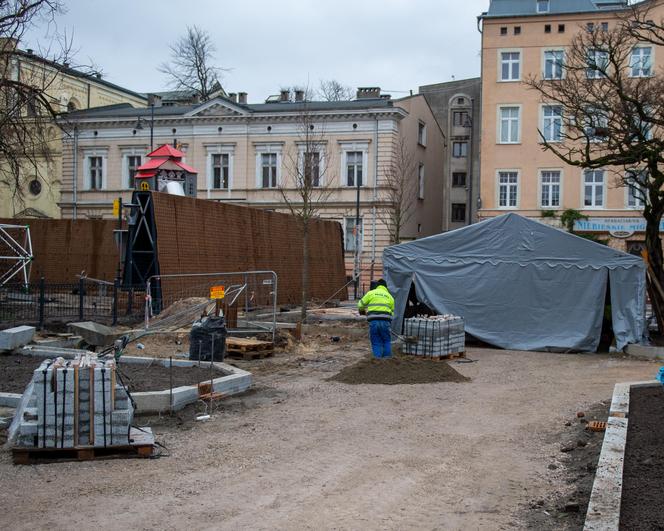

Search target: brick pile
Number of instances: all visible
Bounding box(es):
[16,354,132,448]
[403,315,465,357]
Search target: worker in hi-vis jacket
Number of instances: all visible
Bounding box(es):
[357,279,395,358]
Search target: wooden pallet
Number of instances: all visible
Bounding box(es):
[587,420,607,432]
[12,427,155,465]
[225,337,273,360]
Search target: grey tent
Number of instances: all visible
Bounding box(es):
[384,213,646,352]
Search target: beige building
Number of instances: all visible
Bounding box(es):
[0,43,146,219]
[59,88,445,285]
[478,0,663,251]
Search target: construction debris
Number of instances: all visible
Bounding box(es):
[402,315,465,358]
[0,325,35,352]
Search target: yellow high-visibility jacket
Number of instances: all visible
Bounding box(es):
[357,285,394,321]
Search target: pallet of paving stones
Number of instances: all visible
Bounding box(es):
[225,337,274,360]
[402,315,466,358]
[12,427,155,464]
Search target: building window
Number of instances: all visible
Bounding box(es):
[587,49,609,78]
[630,46,652,77]
[542,105,563,142]
[544,24,551,33]
[584,107,609,141]
[500,26,507,36]
[418,164,425,199]
[499,106,520,144]
[587,22,595,32]
[345,151,363,187]
[453,111,470,127]
[626,170,647,208]
[500,51,521,81]
[558,24,565,33]
[302,151,321,187]
[540,170,561,207]
[452,172,467,187]
[345,217,363,252]
[498,171,519,208]
[584,169,605,207]
[537,0,550,13]
[88,156,103,190]
[212,153,230,189]
[456,97,465,105]
[260,153,278,188]
[127,155,142,189]
[451,203,466,223]
[514,26,521,35]
[452,141,468,158]
[418,122,427,146]
[543,50,564,79]
[601,22,609,32]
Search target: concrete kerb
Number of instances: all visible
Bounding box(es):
[10,347,252,415]
[583,379,660,531]
[625,344,664,361]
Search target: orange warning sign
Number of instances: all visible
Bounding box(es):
[209,285,225,299]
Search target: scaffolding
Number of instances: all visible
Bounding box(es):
[0,224,33,286]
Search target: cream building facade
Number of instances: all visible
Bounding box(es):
[59,89,445,284]
[478,0,663,251]
[0,43,146,219]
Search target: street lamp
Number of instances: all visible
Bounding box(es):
[135,97,156,151]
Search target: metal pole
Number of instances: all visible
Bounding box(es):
[78,276,84,321]
[112,277,118,326]
[169,356,173,415]
[354,172,361,299]
[116,197,122,280]
[150,103,154,151]
[272,272,277,344]
[38,276,45,330]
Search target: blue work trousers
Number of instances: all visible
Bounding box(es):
[369,319,392,358]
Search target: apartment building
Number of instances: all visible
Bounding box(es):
[420,78,481,230]
[58,88,445,283]
[0,41,147,219]
[478,0,662,252]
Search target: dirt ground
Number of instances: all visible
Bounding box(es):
[619,386,664,530]
[0,323,659,530]
[0,353,225,393]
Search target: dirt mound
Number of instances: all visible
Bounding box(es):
[328,355,470,385]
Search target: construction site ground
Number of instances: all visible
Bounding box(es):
[0,322,658,530]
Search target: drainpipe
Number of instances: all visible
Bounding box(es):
[72,126,79,220]
[371,116,379,280]
[467,97,475,224]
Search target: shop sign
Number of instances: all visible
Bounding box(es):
[574,217,664,233]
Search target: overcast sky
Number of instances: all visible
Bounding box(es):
[25,0,487,101]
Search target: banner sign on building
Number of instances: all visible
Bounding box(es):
[574,217,664,233]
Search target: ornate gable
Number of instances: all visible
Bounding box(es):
[186,98,248,118]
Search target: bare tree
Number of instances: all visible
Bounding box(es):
[278,103,335,321]
[525,4,664,330]
[0,0,72,211]
[159,26,225,101]
[377,137,418,244]
[318,79,354,102]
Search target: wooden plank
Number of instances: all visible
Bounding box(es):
[226,337,273,350]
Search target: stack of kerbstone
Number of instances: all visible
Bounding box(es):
[15,354,133,449]
[402,315,465,358]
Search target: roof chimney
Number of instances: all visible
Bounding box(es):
[356,87,381,99]
[238,92,247,104]
[295,89,304,102]
[280,90,290,102]
[228,92,237,103]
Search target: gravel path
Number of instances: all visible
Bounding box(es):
[0,334,657,530]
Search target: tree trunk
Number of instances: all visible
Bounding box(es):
[644,203,664,334]
[300,221,309,322]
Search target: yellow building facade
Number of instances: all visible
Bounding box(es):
[479,0,664,251]
[0,45,146,219]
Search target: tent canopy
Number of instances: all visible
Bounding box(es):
[384,213,646,352]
